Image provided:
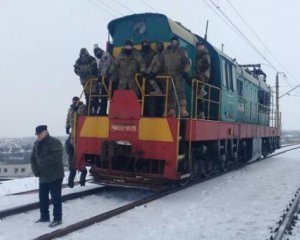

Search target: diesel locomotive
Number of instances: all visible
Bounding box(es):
[74,13,281,187]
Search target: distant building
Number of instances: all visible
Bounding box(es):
[0,163,33,178]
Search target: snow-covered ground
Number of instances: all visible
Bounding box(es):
[287,215,300,240]
[0,147,300,240]
[0,182,152,240]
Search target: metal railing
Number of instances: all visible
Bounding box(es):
[190,78,221,120]
[134,74,180,118]
[84,77,112,115]
[237,95,280,127]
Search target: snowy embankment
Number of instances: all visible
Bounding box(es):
[60,148,300,240]
[0,147,300,240]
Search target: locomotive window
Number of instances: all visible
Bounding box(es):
[132,20,146,35]
[221,58,234,91]
[237,79,243,96]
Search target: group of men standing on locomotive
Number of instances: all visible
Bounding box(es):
[72,36,211,118]
[65,37,211,187]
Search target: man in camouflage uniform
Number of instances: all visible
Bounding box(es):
[146,42,165,116]
[163,36,191,117]
[65,96,87,188]
[73,48,98,115]
[108,40,146,98]
[194,41,211,119]
[94,44,113,115]
[146,41,164,95]
[139,39,157,116]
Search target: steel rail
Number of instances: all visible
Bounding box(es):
[2,146,298,239]
[6,181,87,196]
[33,188,175,240]
[33,146,300,240]
[0,187,105,219]
[271,187,300,240]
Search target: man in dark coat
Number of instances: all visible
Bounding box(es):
[30,125,64,228]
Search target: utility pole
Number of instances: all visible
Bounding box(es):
[276,72,285,129]
[204,20,209,40]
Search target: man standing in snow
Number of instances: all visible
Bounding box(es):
[30,125,64,228]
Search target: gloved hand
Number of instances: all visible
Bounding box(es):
[182,72,189,81]
[148,72,156,79]
[141,72,149,79]
[66,127,70,135]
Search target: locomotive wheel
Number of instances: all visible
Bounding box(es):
[219,154,229,171]
[179,177,190,186]
[202,156,213,178]
[191,158,202,179]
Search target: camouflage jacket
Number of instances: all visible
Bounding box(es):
[147,52,164,75]
[163,46,190,75]
[139,48,156,68]
[65,101,86,130]
[30,134,64,183]
[74,56,98,80]
[109,49,146,83]
[98,51,113,77]
[195,48,211,79]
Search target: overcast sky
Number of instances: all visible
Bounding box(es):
[0,0,299,137]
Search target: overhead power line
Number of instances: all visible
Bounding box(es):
[205,0,300,97]
[113,0,135,14]
[208,0,278,72]
[85,0,117,17]
[225,0,300,94]
[95,0,124,16]
[202,0,241,40]
[139,0,158,12]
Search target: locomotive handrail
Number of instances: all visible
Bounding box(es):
[191,78,221,120]
[71,79,92,164]
[238,94,279,127]
[134,73,180,118]
[78,77,113,116]
[100,76,113,100]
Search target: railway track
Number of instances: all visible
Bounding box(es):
[32,146,300,240]
[1,146,299,239]
[6,179,92,196]
[269,187,300,240]
[0,186,105,219]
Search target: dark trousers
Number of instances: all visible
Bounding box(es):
[39,178,63,221]
[66,139,87,186]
